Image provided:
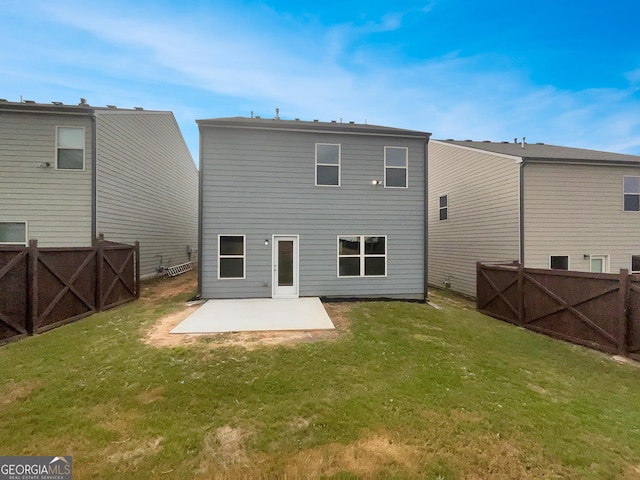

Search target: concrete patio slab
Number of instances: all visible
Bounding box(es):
[170,297,335,334]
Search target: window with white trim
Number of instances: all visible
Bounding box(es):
[218,235,245,279]
[315,143,340,186]
[549,255,569,270]
[0,222,27,245]
[56,127,85,170]
[632,255,640,274]
[439,195,448,220]
[338,235,386,277]
[624,176,640,211]
[384,147,408,188]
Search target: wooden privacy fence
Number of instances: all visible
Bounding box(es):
[0,239,140,344]
[477,262,640,361]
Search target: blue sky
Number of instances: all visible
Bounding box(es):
[2,0,640,163]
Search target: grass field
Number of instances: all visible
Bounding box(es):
[1,272,639,479]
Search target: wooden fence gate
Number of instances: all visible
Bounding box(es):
[0,240,139,344]
[477,262,640,361]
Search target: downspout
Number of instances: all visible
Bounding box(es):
[424,134,431,302]
[90,111,97,245]
[197,125,204,298]
[519,159,526,265]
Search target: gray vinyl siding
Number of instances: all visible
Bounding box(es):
[200,126,426,299]
[0,112,92,246]
[428,141,520,297]
[95,111,199,277]
[523,162,640,273]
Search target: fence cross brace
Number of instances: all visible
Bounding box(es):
[36,251,97,324]
[523,272,618,345]
[101,248,135,303]
[477,267,519,317]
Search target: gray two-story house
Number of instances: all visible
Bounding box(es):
[0,99,199,277]
[197,116,430,300]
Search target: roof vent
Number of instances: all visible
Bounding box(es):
[536,142,545,145]
[349,121,355,124]
[294,118,300,121]
[445,138,454,141]
[255,115,261,119]
[275,108,280,120]
[51,101,63,105]
[464,139,472,142]
[107,105,117,109]
[313,119,319,122]
[79,98,89,106]
[482,140,491,143]
[501,141,509,144]
[24,100,35,104]
[134,107,143,111]
[331,120,336,123]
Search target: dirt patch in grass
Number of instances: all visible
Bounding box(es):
[141,271,351,349]
[0,379,40,405]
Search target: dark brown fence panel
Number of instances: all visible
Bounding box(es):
[0,239,140,344]
[628,278,640,361]
[476,263,520,325]
[34,248,97,333]
[0,248,29,342]
[522,269,622,354]
[100,244,137,310]
[477,263,637,360]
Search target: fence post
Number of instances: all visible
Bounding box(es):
[135,241,141,299]
[26,239,38,335]
[476,262,482,309]
[96,241,104,312]
[517,262,525,326]
[618,269,630,356]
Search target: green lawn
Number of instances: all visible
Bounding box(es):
[1,273,640,479]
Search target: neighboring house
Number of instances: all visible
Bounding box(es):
[0,99,199,277]
[197,116,430,300]
[429,139,640,297]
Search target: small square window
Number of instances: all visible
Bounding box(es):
[57,127,85,170]
[624,176,640,212]
[219,235,245,279]
[439,195,448,221]
[384,147,408,188]
[0,222,27,245]
[316,144,340,186]
[550,255,569,270]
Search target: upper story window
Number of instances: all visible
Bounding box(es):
[218,235,245,279]
[56,127,85,170]
[316,143,340,186]
[0,222,27,245]
[337,235,387,277]
[384,147,408,188]
[439,195,448,220]
[624,176,640,211]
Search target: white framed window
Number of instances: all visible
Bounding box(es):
[439,195,448,221]
[0,222,27,245]
[56,126,85,170]
[218,235,245,279]
[549,255,569,270]
[589,254,609,273]
[315,143,340,186]
[337,235,387,277]
[631,255,640,274]
[384,146,408,188]
[624,176,640,211]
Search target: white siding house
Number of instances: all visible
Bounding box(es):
[429,139,640,297]
[0,99,198,277]
[198,117,430,300]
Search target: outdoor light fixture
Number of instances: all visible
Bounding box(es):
[584,254,590,259]
[264,239,270,246]
[371,180,382,186]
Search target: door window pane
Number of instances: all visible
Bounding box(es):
[278,240,294,286]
